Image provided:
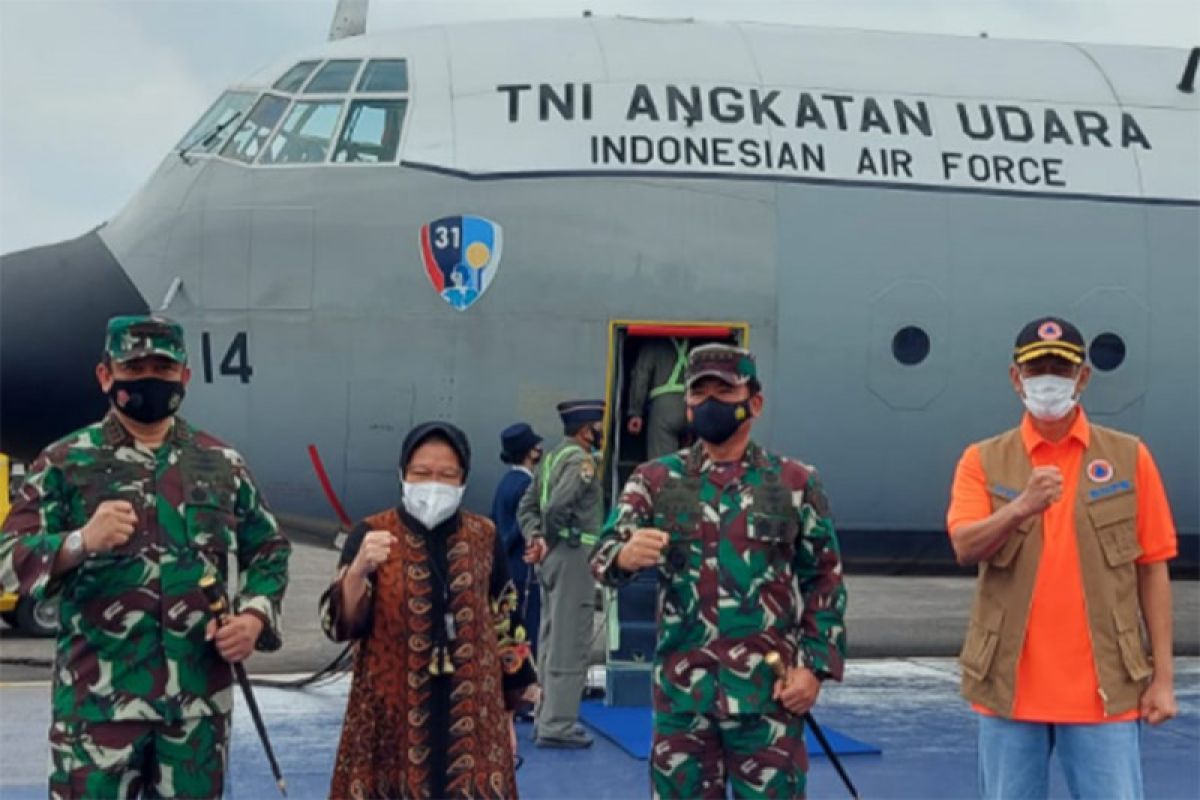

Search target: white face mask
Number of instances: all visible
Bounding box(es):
[1020,375,1079,421]
[401,481,465,529]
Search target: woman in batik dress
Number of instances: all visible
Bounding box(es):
[321,421,538,799]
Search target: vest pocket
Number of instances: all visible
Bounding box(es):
[1113,608,1153,681]
[960,605,1004,681]
[1088,501,1140,567]
[987,518,1033,569]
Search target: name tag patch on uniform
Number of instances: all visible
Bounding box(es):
[1087,459,1114,483]
[990,484,1020,500]
[1089,480,1131,500]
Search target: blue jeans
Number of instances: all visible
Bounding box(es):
[978,715,1143,799]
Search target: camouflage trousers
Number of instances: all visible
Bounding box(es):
[651,708,807,800]
[49,715,229,800]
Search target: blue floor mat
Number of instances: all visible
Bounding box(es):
[579,701,883,761]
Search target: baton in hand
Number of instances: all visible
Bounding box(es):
[766,651,861,800]
[199,574,288,796]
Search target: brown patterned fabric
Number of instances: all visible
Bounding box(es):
[329,509,517,800]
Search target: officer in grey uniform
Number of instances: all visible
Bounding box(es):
[627,338,690,459]
[518,399,606,748]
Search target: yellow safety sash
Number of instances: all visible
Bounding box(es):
[538,443,598,546]
[648,338,689,400]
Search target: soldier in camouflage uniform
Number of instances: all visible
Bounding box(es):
[0,315,291,799]
[518,398,606,749]
[591,344,847,799]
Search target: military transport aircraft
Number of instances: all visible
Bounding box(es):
[2,1,1197,590]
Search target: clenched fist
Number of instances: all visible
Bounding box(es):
[627,416,644,435]
[81,500,138,554]
[350,530,397,578]
[615,528,670,572]
[1013,466,1064,518]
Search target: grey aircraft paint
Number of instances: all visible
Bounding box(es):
[1,17,1196,570]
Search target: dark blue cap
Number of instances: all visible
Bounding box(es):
[557,399,605,427]
[500,423,542,463]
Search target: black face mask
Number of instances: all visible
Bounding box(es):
[690,397,753,445]
[109,378,186,424]
[589,426,605,452]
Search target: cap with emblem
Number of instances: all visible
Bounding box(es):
[1013,316,1086,365]
[685,343,758,390]
[557,399,605,428]
[105,314,187,364]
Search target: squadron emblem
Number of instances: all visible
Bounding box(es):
[419,216,504,311]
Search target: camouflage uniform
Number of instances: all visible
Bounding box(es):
[0,315,291,799]
[592,346,846,800]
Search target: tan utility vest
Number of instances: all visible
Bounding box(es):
[960,421,1153,717]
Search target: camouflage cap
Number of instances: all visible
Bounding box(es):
[105,314,187,364]
[685,343,758,389]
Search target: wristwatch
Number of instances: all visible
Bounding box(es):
[63,529,86,561]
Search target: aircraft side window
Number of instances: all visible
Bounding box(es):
[303,59,362,94]
[259,100,345,165]
[1089,333,1126,372]
[892,326,931,366]
[221,94,291,163]
[273,60,320,93]
[332,99,407,164]
[177,91,256,154]
[357,59,409,92]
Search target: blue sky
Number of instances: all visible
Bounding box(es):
[0,0,1195,254]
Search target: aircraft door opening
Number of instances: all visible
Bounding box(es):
[599,320,748,707]
[603,322,748,504]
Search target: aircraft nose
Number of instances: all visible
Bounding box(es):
[0,230,147,460]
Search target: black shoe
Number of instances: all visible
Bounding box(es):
[535,731,594,749]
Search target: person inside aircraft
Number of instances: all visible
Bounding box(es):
[320,421,537,799]
[626,337,692,459]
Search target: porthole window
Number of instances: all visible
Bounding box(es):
[892,326,930,366]
[1089,332,1126,371]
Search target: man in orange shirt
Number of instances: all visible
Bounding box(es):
[947,316,1177,800]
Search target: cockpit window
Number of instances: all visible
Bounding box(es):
[303,60,362,94]
[178,91,255,153]
[273,61,320,93]
[221,94,290,163]
[332,99,407,164]
[259,100,344,165]
[357,59,409,92]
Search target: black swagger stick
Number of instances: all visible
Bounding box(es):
[199,574,288,796]
[766,651,862,799]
